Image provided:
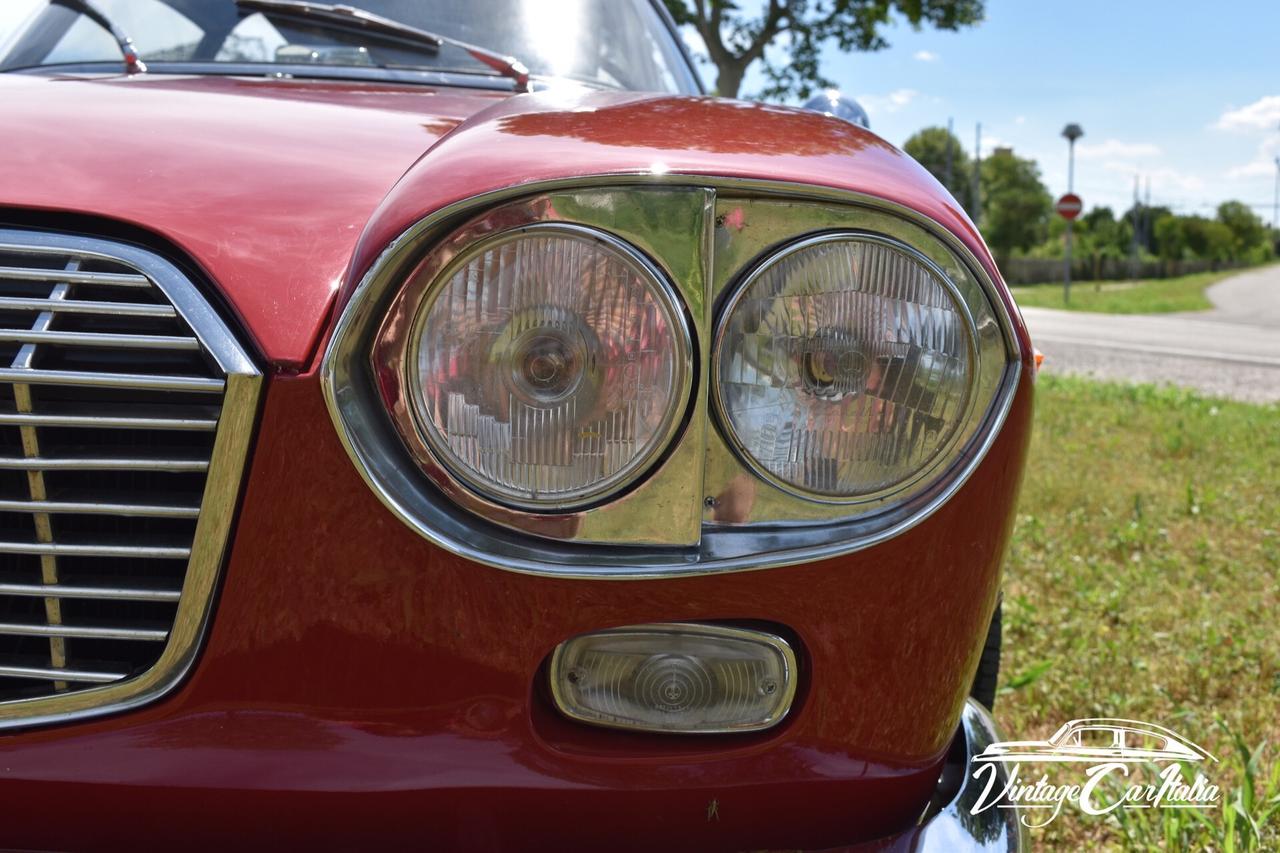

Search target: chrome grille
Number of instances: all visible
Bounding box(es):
[0,229,260,727]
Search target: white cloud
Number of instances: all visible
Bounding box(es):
[1213,95,1280,131]
[856,88,919,114]
[1098,162,1205,194]
[1014,116,1026,125]
[1225,137,1280,180]
[913,50,939,63]
[1075,139,1163,161]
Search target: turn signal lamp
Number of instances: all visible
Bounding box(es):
[549,623,797,733]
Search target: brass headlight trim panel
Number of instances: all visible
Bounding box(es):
[322,178,1021,578]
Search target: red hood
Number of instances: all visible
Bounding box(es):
[1,74,1024,369]
[0,72,506,367]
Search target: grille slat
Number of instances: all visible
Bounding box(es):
[0,329,201,350]
[0,622,169,642]
[0,367,224,393]
[0,236,244,708]
[0,411,218,430]
[0,663,130,683]
[0,297,178,318]
[0,582,182,602]
[0,267,152,288]
[0,542,192,559]
[0,500,201,518]
[0,456,209,472]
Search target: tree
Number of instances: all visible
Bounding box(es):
[1215,200,1267,258]
[903,126,973,212]
[663,0,984,99]
[978,149,1051,260]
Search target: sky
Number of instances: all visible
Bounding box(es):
[2,0,1277,223]
[693,0,1280,222]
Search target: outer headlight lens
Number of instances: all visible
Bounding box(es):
[408,224,691,509]
[714,233,977,501]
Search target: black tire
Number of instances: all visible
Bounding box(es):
[970,597,1002,711]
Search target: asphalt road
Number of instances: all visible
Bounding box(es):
[1020,265,1280,403]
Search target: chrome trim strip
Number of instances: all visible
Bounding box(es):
[322,176,1023,578]
[0,228,262,731]
[0,329,201,349]
[0,412,218,430]
[0,456,208,471]
[911,700,1027,851]
[0,582,182,602]
[0,297,177,317]
[0,367,223,393]
[0,664,128,683]
[0,541,191,559]
[0,499,201,518]
[0,622,168,641]
[0,266,152,287]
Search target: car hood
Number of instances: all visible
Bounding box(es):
[0,72,507,367]
[0,73,1021,370]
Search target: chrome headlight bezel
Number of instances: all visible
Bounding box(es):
[321,179,1023,578]
[709,228,1001,511]
[390,220,694,512]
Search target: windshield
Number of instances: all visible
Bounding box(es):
[0,0,701,94]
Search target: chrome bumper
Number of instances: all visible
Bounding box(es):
[908,699,1026,851]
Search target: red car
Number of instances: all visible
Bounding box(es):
[0,2,1033,849]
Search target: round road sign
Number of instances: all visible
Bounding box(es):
[1056,193,1083,220]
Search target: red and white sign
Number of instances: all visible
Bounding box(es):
[1056,193,1083,220]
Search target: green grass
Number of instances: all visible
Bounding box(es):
[1010,269,1242,313]
[1000,375,1280,850]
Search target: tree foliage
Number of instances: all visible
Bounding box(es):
[663,0,984,99]
[903,126,973,212]
[978,148,1051,260]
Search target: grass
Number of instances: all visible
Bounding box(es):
[999,374,1280,850]
[1010,269,1242,313]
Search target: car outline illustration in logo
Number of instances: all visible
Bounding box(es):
[974,718,1218,764]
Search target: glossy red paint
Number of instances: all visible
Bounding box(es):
[348,90,1030,358]
[0,72,507,367]
[1,71,1036,849]
[0,370,1032,850]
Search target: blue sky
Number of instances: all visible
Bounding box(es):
[693,0,1280,221]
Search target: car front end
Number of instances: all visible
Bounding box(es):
[0,2,1032,848]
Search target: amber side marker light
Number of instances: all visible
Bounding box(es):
[549,623,797,734]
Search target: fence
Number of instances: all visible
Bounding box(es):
[999,257,1252,286]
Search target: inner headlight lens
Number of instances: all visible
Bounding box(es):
[409,225,691,509]
[714,233,976,501]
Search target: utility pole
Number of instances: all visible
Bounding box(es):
[971,123,982,226]
[1144,177,1151,250]
[1061,123,1083,303]
[1130,175,1140,278]
[945,116,954,193]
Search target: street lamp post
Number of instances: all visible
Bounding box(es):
[1062,123,1084,304]
[1273,155,1279,233]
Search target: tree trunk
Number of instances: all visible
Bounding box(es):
[714,60,747,99]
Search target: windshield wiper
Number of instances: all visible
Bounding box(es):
[234,0,529,91]
[51,0,145,74]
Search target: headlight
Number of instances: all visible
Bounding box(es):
[713,232,981,503]
[325,185,1020,576]
[404,223,691,509]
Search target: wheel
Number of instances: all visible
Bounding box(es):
[970,596,1002,710]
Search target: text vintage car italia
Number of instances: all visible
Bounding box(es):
[0,1,1032,849]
